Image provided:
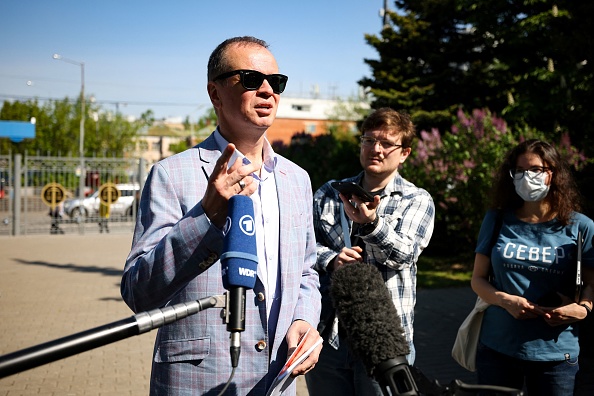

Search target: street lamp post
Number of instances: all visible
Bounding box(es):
[53,54,86,227]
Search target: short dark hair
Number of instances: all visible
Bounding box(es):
[491,139,582,225]
[360,107,416,148]
[207,36,269,82]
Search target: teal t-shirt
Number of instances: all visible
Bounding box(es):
[475,210,594,361]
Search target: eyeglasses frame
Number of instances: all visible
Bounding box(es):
[509,166,552,180]
[359,136,404,151]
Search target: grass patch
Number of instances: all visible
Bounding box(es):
[417,253,474,289]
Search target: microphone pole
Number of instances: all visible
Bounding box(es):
[0,295,225,379]
[2,196,259,379]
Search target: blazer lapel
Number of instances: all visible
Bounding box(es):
[274,163,291,293]
[197,134,222,180]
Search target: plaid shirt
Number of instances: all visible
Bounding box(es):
[313,172,435,359]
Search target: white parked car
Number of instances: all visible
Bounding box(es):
[63,183,140,219]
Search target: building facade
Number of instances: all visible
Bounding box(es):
[132,97,369,162]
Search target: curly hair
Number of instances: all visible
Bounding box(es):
[491,139,582,225]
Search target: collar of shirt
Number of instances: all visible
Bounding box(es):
[213,127,277,173]
[214,127,281,327]
[353,171,404,198]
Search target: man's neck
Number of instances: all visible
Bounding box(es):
[218,127,265,167]
[361,170,398,192]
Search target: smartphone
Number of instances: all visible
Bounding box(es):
[537,291,562,307]
[331,181,375,202]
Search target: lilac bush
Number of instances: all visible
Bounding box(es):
[402,108,587,251]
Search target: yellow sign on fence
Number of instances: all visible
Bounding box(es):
[41,182,67,209]
[98,183,121,205]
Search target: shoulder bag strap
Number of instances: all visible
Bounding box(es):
[340,203,352,249]
[488,210,503,282]
[576,230,583,301]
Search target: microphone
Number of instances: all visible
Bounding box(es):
[221,195,258,368]
[330,262,417,395]
[330,263,524,396]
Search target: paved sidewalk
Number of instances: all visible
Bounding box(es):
[0,234,153,396]
[414,287,477,387]
[0,234,476,395]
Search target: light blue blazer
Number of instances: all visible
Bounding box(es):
[121,133,321,395]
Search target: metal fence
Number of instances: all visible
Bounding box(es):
[0,154,12,235]
[0,153,149,236]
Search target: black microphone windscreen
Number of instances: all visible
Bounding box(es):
[330,263,410,372]
[332,265,524,396]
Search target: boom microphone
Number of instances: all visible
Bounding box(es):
[330,262,416,395]
[221,194,258,368]
[0,295,225,378]
[330,263,524,396]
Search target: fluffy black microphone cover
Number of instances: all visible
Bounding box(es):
[330,262,410,373]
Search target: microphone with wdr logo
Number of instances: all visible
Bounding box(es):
[221,194,258,368]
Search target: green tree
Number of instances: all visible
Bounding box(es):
[36,98,77,155]
[0,99,41,153]
[361,0,594,155]
[0,98,77,155]
[0,98,140,157]
[139,109,155,129]
[196,107,218,131]
[169,107,219,155]
[275,129,361,192]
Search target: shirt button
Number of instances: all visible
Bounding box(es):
[257,292,265,302]
[256,340,267,351]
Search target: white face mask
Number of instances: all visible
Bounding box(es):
[513,171,550,202]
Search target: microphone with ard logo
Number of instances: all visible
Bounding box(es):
[221,194,258,368]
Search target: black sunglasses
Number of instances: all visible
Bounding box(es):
[213,69,288,94]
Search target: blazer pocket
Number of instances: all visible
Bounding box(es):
[154,337,211,363]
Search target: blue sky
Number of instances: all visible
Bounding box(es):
[0,1,384,121]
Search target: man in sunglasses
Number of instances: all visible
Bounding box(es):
[306,108,435,396]
[121,36,322,395]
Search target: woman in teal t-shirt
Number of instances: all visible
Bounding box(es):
[471,139,594,395]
